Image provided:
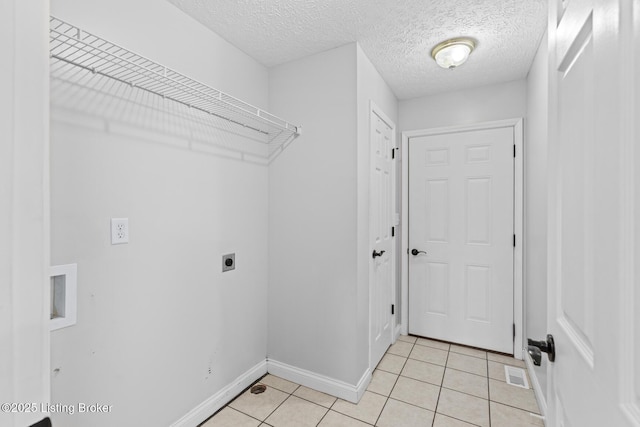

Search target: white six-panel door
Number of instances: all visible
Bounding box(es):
[369,106,395,370]
[546,0,639,425]
[408,126,514,354]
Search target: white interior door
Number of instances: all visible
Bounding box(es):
[545,0,639,425]
[370,106,395,370]
[408,126,514,354]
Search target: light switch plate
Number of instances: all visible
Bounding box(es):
[111,218,129,244]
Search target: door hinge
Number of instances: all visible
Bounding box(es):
[392,148,395,159]
[391,304,395,315]
[513,323,516,340]
[513,234,516,247]
[513,145,516,158]
[391,226,395,237]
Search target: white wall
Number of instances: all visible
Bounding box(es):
[268,44,361,386]
[0,1,50,426]
[49,1,270,426]
[399,79,527,131]
[268,43,398,392]
[399,79,528,348]
[356,44,399,370]
[525,30,549,401]
[399,47,549,402]
[50,1,267,108]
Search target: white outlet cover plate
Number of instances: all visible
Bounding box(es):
[111,218,129,244]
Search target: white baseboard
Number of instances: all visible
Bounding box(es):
[393,325,402,342]
[267,359,371,403]
[170,360,268,427]
[524,352,548,421]
[172,358,373,426]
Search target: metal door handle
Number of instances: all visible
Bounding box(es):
[372,250,386,259]
[527,334,555,364]
[411,249,427,256]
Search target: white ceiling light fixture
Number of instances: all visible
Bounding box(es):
[431,38,476,69]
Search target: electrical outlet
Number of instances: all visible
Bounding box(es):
[222,253,235,272]
[111,218,129,245]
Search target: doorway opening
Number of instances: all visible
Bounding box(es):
[400,118,524,358]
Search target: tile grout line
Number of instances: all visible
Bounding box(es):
[372,387,390,425]
[371,367,541,419]
[290,393,334,410]
[218,339,527,427]
[487,355,492,427]
[323,375,356,423]
[431,346,450,427]
[489,398,543,416]
[265,377,357,425]
[226,406,265,426]
[220,376,277,426]
[323,404,377,426]
[324,380,378,426]
[316,384,351,426]
[438,345,487,427]
[487,364,542,415]
[390,340,529,427]
[315,396,338,426]
[448,350,489,361]
[258,383,301,425]
[376,367,493,402]
[444,364,490,380]
[381,396,441,415]
[372,339,416,426]
[314,405,330,427]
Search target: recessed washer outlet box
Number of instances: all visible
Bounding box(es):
[50,263,77,331]
[222,253,235,272]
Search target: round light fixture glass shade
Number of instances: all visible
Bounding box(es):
[431,38,476,69]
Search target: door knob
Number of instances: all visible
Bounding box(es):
[372,250,386,259]
[411,249,427,256]
[527,334,555,363]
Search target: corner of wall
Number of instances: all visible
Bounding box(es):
[1,1,51,426]
[524,24,549,405]
[355,47,399,379]
[267,43,361,386]
[267,359,372,404]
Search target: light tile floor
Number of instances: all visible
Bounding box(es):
[201,335,544,427]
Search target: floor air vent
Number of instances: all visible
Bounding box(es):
[504,365,530,389]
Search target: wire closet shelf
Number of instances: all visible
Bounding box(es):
[49,16,301,161]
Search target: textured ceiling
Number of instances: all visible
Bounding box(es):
[168,0,547,100]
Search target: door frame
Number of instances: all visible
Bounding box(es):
[400,118,524,359]
[619,1,639,423]
[368,101,397,371]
